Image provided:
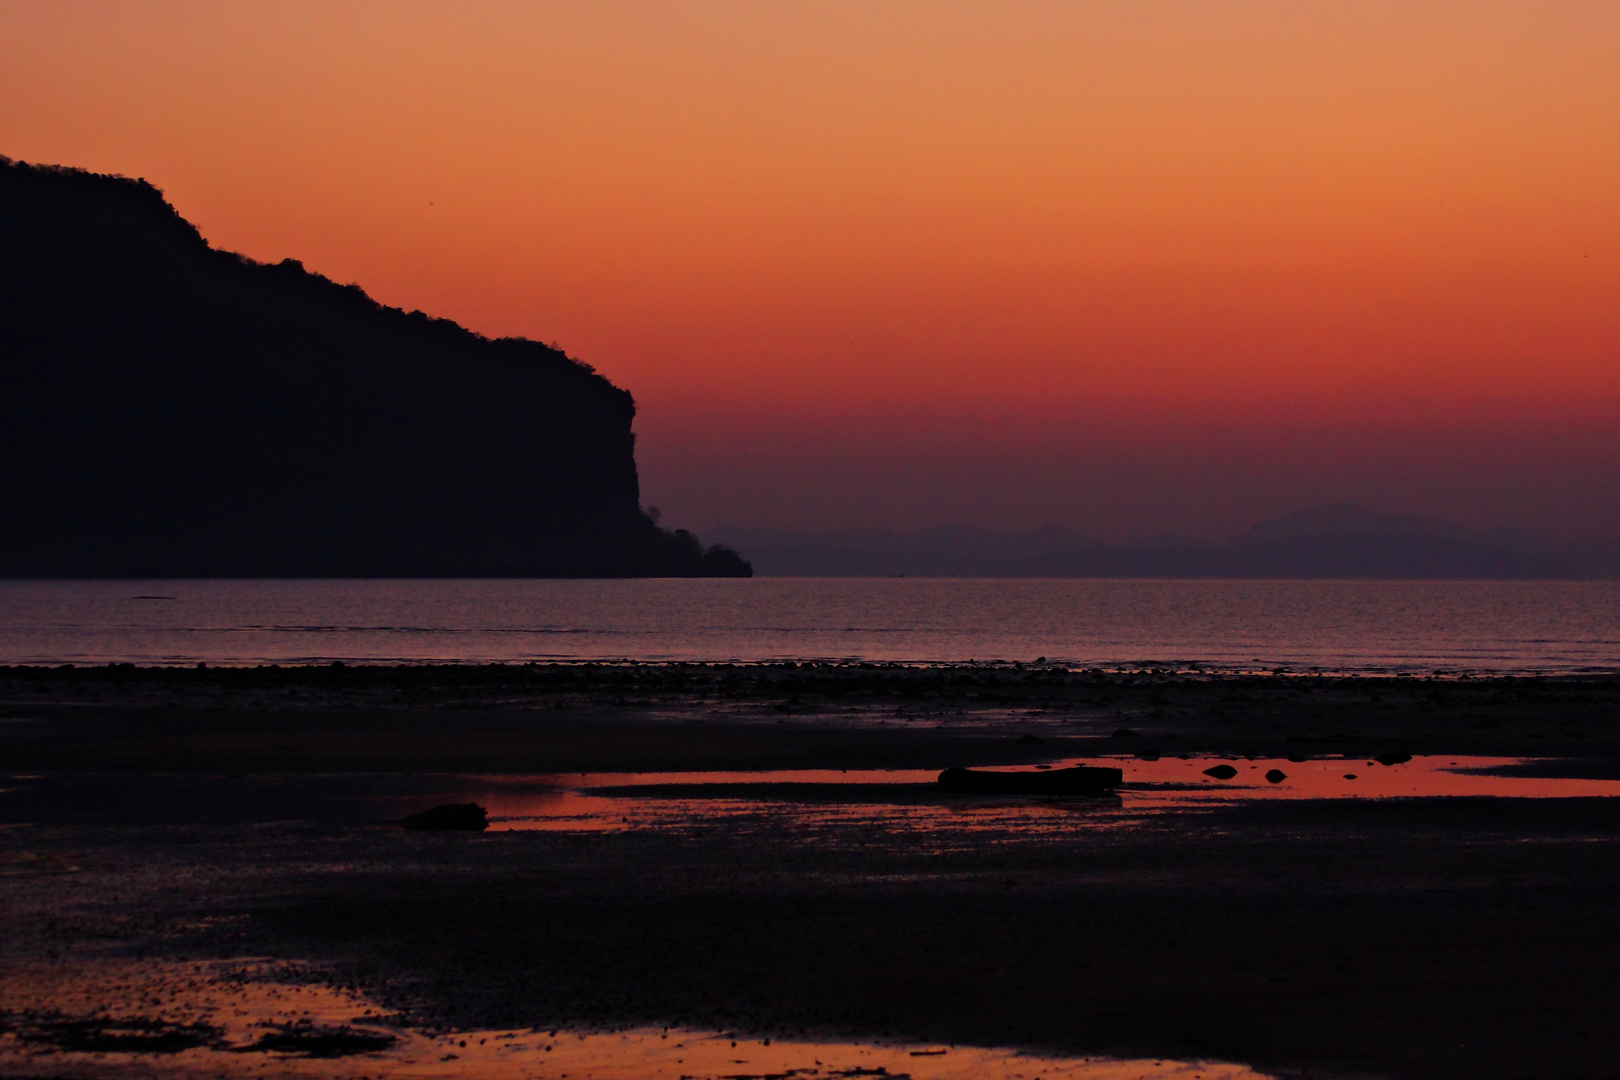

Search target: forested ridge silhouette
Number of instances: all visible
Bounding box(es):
[0,157,748,577]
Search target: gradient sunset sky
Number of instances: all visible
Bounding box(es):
[4,2,1617,539]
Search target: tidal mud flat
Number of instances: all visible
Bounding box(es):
[3,663,1620,1079]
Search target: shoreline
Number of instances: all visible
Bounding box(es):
[4,664,1619,1079]
[4,661,1617,772]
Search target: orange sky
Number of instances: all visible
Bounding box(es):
[3,2,1617,537]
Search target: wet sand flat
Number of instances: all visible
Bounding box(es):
[0,959,1271,1080]
[3,663,1620,1079]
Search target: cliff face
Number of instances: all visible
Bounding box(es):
[0,158,748,577]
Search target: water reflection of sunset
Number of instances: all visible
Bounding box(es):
[474,757,1620,833]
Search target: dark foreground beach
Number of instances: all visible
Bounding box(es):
[3,663,1619,1079]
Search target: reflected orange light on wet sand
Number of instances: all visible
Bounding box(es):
[1,959,1275,1080]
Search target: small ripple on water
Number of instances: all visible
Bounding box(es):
[1,578,1617,672]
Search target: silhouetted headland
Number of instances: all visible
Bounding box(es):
[0,157,748,577]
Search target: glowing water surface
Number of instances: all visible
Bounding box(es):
[4,757,1611,834]
[481,756,1620,832]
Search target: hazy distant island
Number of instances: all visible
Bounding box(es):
[0,156,748,577]
[711,503,1620,579]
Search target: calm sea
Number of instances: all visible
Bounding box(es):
[0,578,1616,674]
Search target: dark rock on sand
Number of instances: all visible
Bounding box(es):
[402,803,489,831]
[11,1014,221,1054]
[939,765,1122,794]
[1111,727,1139,738]
[247,1023,397,1057]
[1265,769,1287,783]
[1202,764,1239,779]
[1376,752,1414,766]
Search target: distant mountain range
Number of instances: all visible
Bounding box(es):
[709,504,1620,579]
